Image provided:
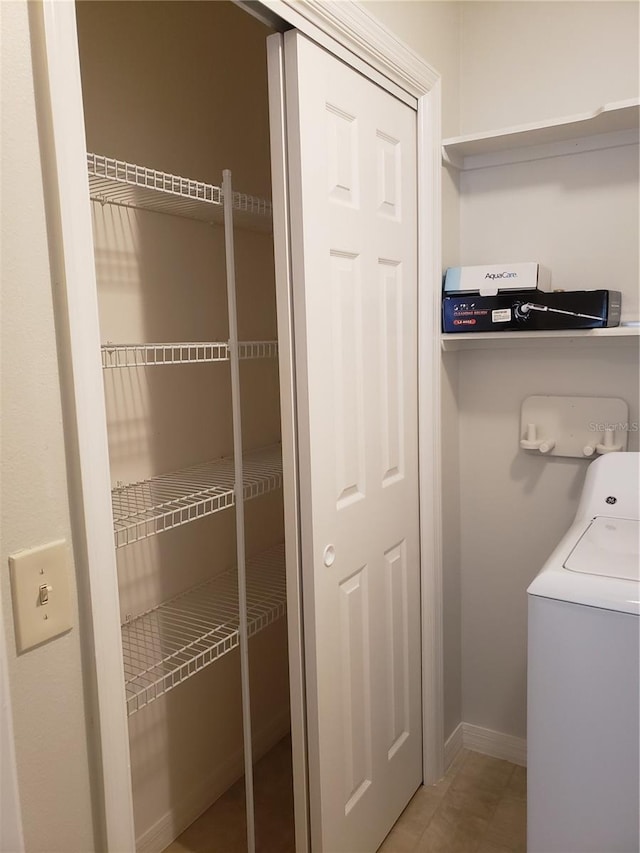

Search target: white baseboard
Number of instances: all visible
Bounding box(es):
[444,722,464,771]
[136,710,291,853]
[444,722,527,770]
[463,722,527,767]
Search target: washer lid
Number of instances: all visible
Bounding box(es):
[564,517,639,581]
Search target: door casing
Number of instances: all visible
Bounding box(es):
[37,1,444,850]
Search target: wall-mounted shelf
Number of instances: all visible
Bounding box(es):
[101,341,278,368]
[122,543,286,716]
[87,153,272,230]
[441,326,640,352]
[112,444,282,548]
[442,99,640,170]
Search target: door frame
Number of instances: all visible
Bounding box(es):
[37,0,443,850]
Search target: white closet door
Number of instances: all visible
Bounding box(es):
[282,31,421,853]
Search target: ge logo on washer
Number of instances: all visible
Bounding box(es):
[605,496,617,505]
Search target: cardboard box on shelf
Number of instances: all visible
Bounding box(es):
[442,290,621,333]
[443,262,551,296]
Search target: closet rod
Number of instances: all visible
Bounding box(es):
[223,169,256,853]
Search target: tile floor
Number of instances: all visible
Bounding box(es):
[165,740,526,853]
[379,749,527,853]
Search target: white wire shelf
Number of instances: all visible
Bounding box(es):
[122,543,286,715]
[112,444,282,548]
[101,341,278,368]
[238,341,279,361]
[87,153,272,230]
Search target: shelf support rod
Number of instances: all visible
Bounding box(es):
[223,169,256,853]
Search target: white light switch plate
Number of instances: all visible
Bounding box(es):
[9,540,73,652]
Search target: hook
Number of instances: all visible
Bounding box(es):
[520,423,555,454]
[595,428,622,454]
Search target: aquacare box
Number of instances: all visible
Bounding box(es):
[442,290,621,333]
[443,263,551,296]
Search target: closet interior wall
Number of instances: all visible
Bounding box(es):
[75,2,289,846]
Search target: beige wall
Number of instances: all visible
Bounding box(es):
[458,344,639,739]
[0,2,97,850]
[460,0,640,134]
[5,2,637,847]
[455,0,640,741]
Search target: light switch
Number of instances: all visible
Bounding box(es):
[9,540,73,652]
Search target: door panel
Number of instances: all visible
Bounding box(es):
[385,539,410,759]
[331,251,366,507]
[283,31,421,852]
[379,259,404,486]
[339,565,372,814]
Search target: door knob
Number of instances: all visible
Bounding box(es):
[323,545,336,567]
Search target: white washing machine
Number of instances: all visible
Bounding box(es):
[527,452,639,853]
